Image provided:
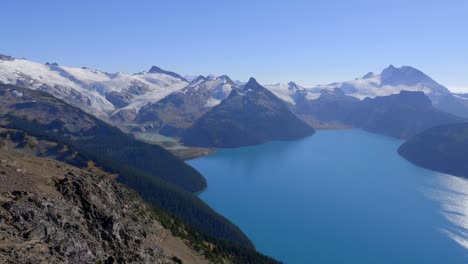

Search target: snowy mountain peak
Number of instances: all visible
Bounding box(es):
[380,65,434,87]
[298,65,454,115]
[217,75,236,85]
[148,66,187,81]
[189,75,207,84]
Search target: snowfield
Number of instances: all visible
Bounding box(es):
[0,57,188,118]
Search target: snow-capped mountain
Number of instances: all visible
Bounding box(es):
[180,78,315,147]
[263,81,307,104]
[311,65,451,100]
[184,75,237,107]
[266,65,468,118]
[2,53,468,125]
[134,75,238,135]
[0,55,188,119]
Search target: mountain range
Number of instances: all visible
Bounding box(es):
[2,54,466,147]
[0,55,188,119]
[267,65,468,119]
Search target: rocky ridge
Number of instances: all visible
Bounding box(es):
[0,149,209,264]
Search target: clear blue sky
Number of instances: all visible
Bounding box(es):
[2,0,467,91]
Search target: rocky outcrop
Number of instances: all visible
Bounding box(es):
[0,149,209,264]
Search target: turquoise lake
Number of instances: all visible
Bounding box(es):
[188,130,468,263]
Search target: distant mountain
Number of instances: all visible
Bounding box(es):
[0,55,188,119]
[135,75,237,136]
[311,65,451,99]
[267,65,468,118]
[398,122,468,178]
[296,89,463,138]
[348,91,464,138]
[294,88,360,127]
[181,78,315,147]
[3,54,467,144]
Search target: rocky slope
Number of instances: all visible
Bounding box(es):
[0,149,209,264]
[181,78,315,147]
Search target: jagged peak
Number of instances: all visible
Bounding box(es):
[188,75,236,87]
[241,77,264,92]
[246,77,259,86]
[148,65,187,81]
[148,65,164,73]
[192,75,207,83]
[288,81,302,91]
[217,75,236,85]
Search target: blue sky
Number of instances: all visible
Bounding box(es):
[1,0,467,91]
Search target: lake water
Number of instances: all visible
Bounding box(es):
[188,130,468,263]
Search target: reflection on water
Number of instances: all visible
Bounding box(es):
[426,174,468,250]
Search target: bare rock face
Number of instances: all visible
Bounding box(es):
[0,150,209,264]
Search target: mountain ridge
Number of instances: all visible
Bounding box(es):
[181,78,315,147]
